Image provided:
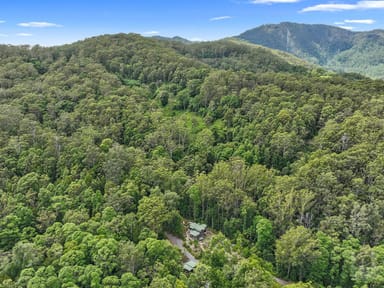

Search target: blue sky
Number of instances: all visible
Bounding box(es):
[1,0,384,46]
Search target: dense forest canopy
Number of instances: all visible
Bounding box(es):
[0,33,384,287]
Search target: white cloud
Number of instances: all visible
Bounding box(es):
[344,19,375,24]
[361,0,384,8]
[18,21,62,28]
[17,33,33,37]
[301,4,357,12]
[338,26,355,30]
[142,31,160,36]
[252,0,300,3]
[0,20,5,24]
[301,1,384,12]
[334,21,345,25]
[0,33,8,37]
[210,16,232,21]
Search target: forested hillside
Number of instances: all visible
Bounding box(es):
[238,22,384,79]
[1,33,384,287]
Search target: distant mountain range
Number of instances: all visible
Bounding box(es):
[237,22,384,79]
[152,35,192,44]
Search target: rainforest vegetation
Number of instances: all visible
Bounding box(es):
[0,33,384,287]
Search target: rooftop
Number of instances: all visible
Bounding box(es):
[189,222,207,232]
[183,260,198,272]
[189,229,200,238]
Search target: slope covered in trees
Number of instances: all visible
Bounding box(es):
[0,33,384,287]
[238,22,384,79]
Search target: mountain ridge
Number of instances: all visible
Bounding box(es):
[237,22,384,79]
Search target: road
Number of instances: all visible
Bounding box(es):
[274,277,291,286]
[166,233,198,263]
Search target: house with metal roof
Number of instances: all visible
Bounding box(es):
[183,260,198,272]
[188,222,207,240]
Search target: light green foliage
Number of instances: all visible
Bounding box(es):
[120,272,141,288]
[78,265,103,288]
[187,263,211,288]
[102,275,120,288]
[276,226,320,281]
[232,258,278,288]
[254,217,275,262]
[137,195,172,234]
[91,238,119,275]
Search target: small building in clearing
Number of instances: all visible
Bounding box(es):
[183,260,197,272]
[188,222,207,240]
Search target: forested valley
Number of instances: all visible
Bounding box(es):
[1,33,384,287]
